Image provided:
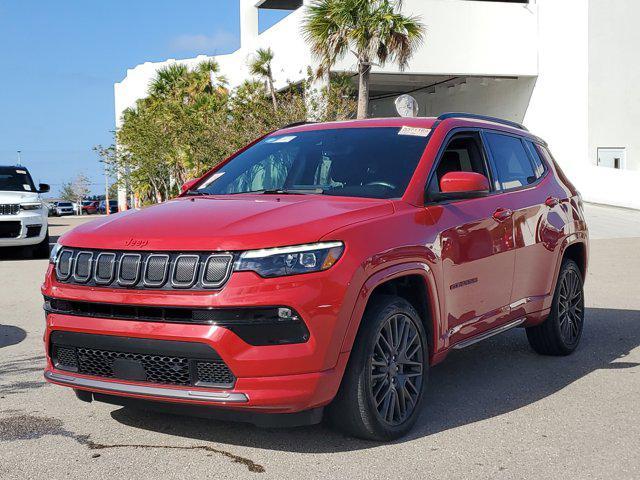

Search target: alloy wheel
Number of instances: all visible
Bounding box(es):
[369,313,424,426]
[557,268,584,345]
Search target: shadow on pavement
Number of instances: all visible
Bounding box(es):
[0,325,27,349]
[110,307,639,452]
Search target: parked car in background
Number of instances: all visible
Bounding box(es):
[0,165,50,257]
[81,201,98,215]
[53,202,74,216]
[43,114,588,441]
[98,200,118,214]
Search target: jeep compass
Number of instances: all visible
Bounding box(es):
[43,113,588,440]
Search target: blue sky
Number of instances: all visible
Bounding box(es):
[0,1,289,195]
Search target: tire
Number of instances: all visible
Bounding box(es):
[31,231,50,259]
[327,295,429,441]
[526,259,584,356]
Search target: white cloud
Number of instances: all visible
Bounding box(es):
[169,31,237,54]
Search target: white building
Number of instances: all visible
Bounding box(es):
[114,0,640,209]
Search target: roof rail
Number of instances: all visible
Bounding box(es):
[437,112,528,131]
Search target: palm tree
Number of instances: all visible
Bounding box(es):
[303,0,425,119]
[249,48,278,110]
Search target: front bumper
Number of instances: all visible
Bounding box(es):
[42,259,357,413]
[0,210,47,247]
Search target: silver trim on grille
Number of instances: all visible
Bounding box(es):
[54,249,233,290]
[201,253,235,288]
[73,251,93,283]
[117,253,142,287]
[55,249,74,281]
[142,254,170,287]
[94,252,116,284]
[171,254,200,288]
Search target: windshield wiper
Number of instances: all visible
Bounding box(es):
[184,189,208,196]
[259,188,324,195]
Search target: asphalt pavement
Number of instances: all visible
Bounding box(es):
[1,206,639,479]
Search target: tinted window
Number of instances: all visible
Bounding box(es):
[484,132,536,190]
[0,166,36,192]
[428,133,490,193]
[195,128,430,199]
[524,140,546,179]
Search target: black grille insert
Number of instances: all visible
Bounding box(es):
[44,297,310,346]
[0,221,20,238]
[26,225,42,238]
[50,331,235,388]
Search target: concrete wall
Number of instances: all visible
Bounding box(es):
[371,76,537,122]
[588,0,640,171]
[523,0,589,182]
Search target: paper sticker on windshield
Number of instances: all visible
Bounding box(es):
[266,135,296,144]
[23,184,31,191]
[16,169,27,174]
[398,126,431,137]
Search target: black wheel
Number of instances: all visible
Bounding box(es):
[327,295,428,441]
[526,259,584,355]
[30,231,50,259]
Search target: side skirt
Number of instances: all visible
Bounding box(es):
[452,318,526,350]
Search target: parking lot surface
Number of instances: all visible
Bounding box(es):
[1,207,639,479]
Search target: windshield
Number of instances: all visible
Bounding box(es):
[194,127,430,199]
[0,166,36,192]
[58,202,72,207]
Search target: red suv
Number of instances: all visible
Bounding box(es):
[43,113,588,441]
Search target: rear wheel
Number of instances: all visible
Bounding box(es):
[327,295,428,441]
[526,259,584,355]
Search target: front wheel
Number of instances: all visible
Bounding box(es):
[526,259,584,355]
[327,295,428,441]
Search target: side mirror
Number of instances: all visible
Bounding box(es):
[428,171,490,202]
[38,183,50,193]
[180,178,199,194]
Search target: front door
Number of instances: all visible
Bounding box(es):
[425,131,515,347]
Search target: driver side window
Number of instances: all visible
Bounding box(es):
[428,132,490,193]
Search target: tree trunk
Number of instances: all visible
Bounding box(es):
[267,75,278,111]
[357,61,371,119]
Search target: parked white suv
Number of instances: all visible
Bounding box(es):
[0,165,50,257]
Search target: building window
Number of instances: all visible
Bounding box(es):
[597,148,626,169]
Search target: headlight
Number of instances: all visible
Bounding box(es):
[235,241,344,277]
[49,242,62,264]
[20,202,42,211]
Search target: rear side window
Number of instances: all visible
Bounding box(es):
[484,132,536,190]
[524,140,546,179]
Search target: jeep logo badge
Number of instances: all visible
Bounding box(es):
[125,238,149,247]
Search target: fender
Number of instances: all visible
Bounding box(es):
[339,261,443,365]
[545,232,588,311]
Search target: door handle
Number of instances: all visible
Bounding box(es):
[492,208,513,222]
[545,196,560,208]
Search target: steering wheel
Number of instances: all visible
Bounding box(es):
[365,181,396,190]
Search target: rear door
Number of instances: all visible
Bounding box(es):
[482,131,568,318]
[425,130,516,347]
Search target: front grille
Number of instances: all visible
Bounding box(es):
[0,221,21,238]
[0,204,19,215]
[50,332,235,388]
[55,248,233,290]
[195,361,236,386]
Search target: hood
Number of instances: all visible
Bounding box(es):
[0,190,39,203]
[60,195,394,251]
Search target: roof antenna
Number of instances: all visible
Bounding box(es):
[16,150,22,166]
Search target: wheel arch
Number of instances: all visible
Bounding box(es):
[340,262,442,364]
